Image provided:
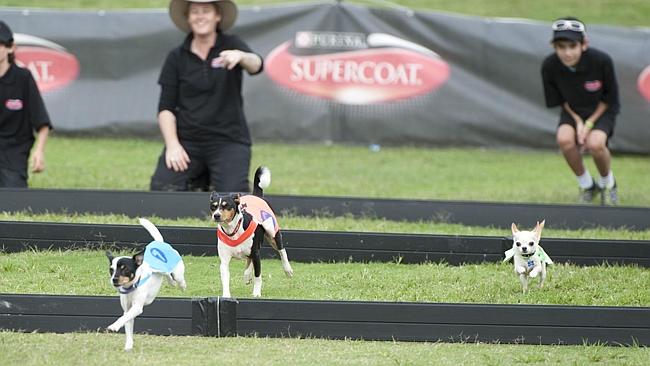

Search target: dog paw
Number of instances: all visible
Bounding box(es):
[107,323,121,332]
[252,291,261,298]
[530,270,539,278]
[124,342,133,351]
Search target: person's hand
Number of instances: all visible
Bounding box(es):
[573,116,588,147]
[216,50,244,70]
[165,143,191,172]
[30,150,46,173]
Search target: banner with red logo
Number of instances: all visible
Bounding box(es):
[1,3,649,153]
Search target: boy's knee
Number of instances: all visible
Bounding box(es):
[556,134,576,149]
[586,139,606,153]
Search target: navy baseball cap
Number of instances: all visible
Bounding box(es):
[0,20,13,44]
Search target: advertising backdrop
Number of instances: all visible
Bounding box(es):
[2,2,649,152]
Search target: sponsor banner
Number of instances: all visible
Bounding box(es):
[1,3,649,153]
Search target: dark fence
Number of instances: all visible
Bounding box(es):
[2,188,649,230]
[2,294,648,346]
[2,221,650,266]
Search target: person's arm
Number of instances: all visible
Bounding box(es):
[218,49,262,74]
[30,125,49,173]
[158,110,190,172]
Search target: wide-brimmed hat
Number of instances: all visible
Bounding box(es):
[169,0,238,33]
[0,20,14,44]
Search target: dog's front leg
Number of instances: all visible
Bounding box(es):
[108,303,144,333]
[529,265,541,278]
[219,251,233,298]
[123,318,135,351]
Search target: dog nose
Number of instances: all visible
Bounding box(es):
[522,247,527,252]
[213,213,221,221]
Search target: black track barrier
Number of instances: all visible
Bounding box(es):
[1,188,649,230]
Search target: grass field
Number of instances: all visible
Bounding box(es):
[2,249,649,306]
[5,0,650,27]
[3,332,648,366]
[25,137,650,206]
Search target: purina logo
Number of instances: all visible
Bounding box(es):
[14,33,80,92]
[265,32,450,104]
[639,65,650,102]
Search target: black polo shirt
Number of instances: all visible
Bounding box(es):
[541,47,620,116]
[0,63,52,150]
[158,33,263,145]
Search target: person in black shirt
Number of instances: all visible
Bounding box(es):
[150,0,263,192]
[541,17,619,205]
[0,20,52,188]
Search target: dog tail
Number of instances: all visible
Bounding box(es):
[252,166,271,197]
[139,218,164,242]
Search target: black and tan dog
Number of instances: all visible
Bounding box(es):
[209,166,293,298]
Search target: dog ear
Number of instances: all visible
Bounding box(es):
[511,223,519,235]
[232,193,241,205]
[534,220,545,240]
[133,251,145,267]
[209,191,217,202]
[106,251,114,263]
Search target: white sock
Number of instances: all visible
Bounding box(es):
[577,171,594,189]
[600,171,615,189]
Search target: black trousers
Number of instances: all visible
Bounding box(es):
[0,145,29,188]
[150,140,251,192]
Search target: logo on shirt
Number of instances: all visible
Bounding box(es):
[639,65,650,102]
[5,99,24,111]
[265,32,450,104]
[14,33,80,93]
[584,80,602,92]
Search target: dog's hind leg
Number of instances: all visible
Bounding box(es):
[171,261,187,290]
[519,273,528,293]
[251,251,262,297]
[243,257,253,284]
[270,231,293,278]
[538,263,547,289]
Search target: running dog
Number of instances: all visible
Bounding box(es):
[209,166,293,298]
[106,218,186,351]
[504,220,553,293]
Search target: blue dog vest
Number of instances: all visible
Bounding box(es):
[143,241,182,274]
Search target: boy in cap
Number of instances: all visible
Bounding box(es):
[0,20,52,187]
[541,17,619,205]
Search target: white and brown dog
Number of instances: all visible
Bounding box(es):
[106,218,186,350]
[209,166,293,298]
[504,220,553,293]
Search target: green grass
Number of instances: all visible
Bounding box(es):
[3,211,650,240]
[2,249,648,306]
[2,332,648,366]
[5,0,650,27]
[27,137,650,206]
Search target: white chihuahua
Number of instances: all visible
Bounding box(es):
[504,220,553,293]
[106,218,187,351]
